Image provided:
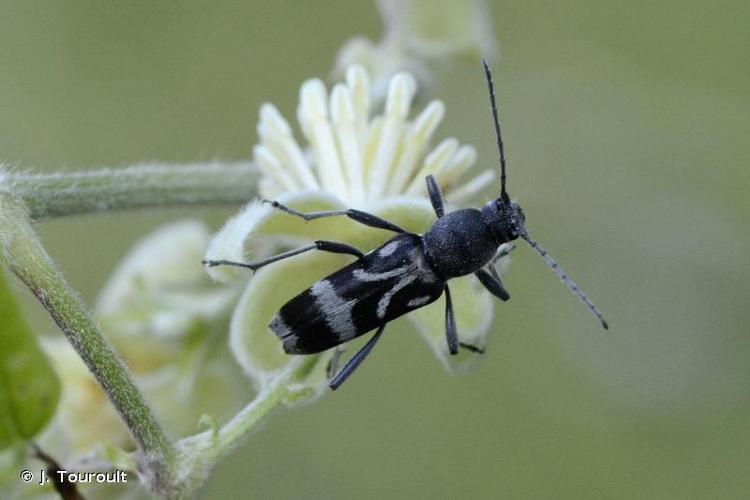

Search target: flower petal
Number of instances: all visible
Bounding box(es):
[406,137,458,195]
[204,200,271,283]
[298,79,350,200]
[206,191,377,282]
[345,65,371,142]
[258,103,319,190]
[223,193,438,385]
[366,73,416,201]
[445,169,496,206]
[330,83,367,205]
[96,220,237,339]
[229,250,344,390]
[391,0,498,60]
[385,100,445,196]
[407,274,494,373]
[97,220,212,314]
[138,347,249,437]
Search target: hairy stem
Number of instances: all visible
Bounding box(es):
[173,356,321,495]
[0,193,174,488]
[1,162,257,220]
[217,355,320,449]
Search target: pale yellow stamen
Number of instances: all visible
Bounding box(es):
[258,104,319,190]
[366,72,416,201]
[253,145,298,192]
[406,137,458,195]
[330,83,366,203]
[446,170,497,205]
[385,100,445,196]
[298,79,349,200]
[345,65,371,143]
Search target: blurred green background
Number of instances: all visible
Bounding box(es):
[1,1,748,498]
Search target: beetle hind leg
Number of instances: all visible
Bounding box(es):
[329,324,386,390]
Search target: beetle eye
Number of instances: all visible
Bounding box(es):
[517,206,526,223]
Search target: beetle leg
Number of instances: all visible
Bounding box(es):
[329,324,386,390]
[262,200,406,234]
[458,342,485,354]
[425,175,446,218]
[475,268,511,302]
[203,240,363,271]
[444,284,459,355]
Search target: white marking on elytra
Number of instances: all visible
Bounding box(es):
[357,246,443,319]
[412,247,438,283]
[311,279,357,340]
[352,264,410,282]
[407,295,432,308]
[377,274,417,318]
[270,315,293,339]
[378,239,401,257]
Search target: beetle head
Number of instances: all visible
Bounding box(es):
[481,59,608,329]
[481,197,525,243]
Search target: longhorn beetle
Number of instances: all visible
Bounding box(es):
[204,60,608,390]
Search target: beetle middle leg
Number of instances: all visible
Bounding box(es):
[445,284,486,355]
[444,284,459,355]
[203,240,363,271]
[475,243,516,301]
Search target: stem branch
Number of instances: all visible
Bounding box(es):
[1,162,258,219]
[0,193,174,489]
[173,356,320,495]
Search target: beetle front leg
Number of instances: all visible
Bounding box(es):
[262,200,406,234]
[475,268,510,301]
[425,175,446,218]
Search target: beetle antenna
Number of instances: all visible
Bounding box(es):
[519,229,609,329]
[482,59,509,203]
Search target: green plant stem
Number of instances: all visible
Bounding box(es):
[217,355,319,449]
[173,356,320,495]
[0,192,174,488]
[1,162,258,219]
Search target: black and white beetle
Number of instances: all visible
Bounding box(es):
[205,60,608,390]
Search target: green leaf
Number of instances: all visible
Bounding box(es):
[0,271,60,449]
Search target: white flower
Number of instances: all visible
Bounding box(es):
[96,220,238,341]
[205,65,510,395]
[40,220,251,458]
[335,0,498,101]
[254,65,493,207]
